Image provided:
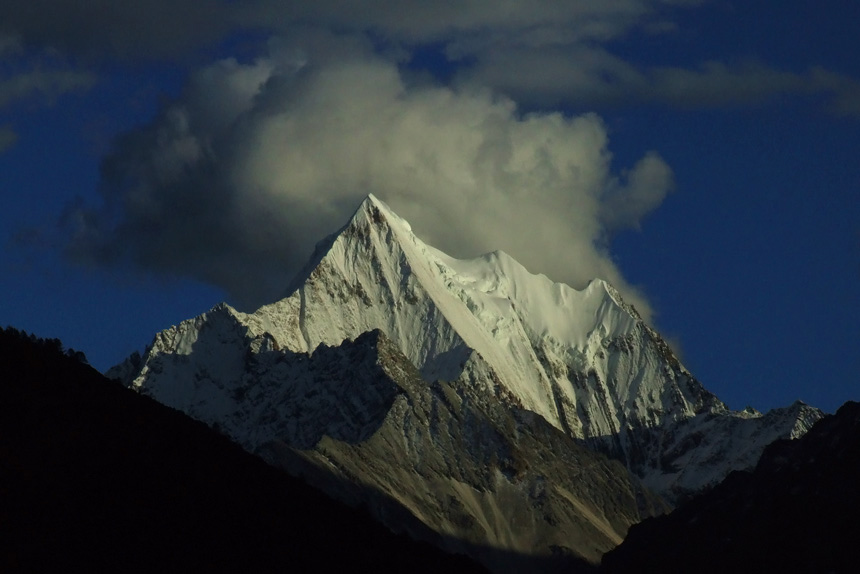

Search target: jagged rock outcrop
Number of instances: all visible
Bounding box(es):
[112,194,823,567]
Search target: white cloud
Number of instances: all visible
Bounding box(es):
[0,125,17,153]
[3,2,858,117]
[0,66,95,107]
[245,0,673,45]
[0,1,682,61]
[601,151,674,232]
[64,40,672,318]
[0,43,95,156]
[0,33,21,55]
[808,67,860,119]
[0,33,95,113]
[457,45,860,112]
[0,0,231,59]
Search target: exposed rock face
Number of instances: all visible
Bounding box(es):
[602,401,860,574]
[117,321,664,570]
[260,330,666,571]
[0,327,487,574]
[111,194,823,567]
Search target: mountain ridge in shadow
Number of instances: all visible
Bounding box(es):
[0,326,496,573]
[601,400,860,573]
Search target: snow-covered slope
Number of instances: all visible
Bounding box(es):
[116,321,667,570]
[113,194,823,544]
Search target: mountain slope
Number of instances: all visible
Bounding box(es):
[114,195,821,502]
[0,327,485,573]
[111,195,823,566]
[256,330,666,570]
[115,316,665,570]
[602,401,860,573]
[258,195,822,500]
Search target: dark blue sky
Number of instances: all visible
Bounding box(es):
[1,1,857,413]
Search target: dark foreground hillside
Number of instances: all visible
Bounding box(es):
[602,400,860,574]
[0,327,485,573]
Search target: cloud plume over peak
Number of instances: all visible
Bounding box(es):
[64,40,673,317]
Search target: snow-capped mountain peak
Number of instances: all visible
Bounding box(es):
[255,194,659,432]
[113,193,823,536]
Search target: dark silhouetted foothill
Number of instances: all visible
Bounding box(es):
[0,326,486,573]
[602,401,860,574]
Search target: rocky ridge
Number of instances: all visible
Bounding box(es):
[602,401,860,573]
[111,194,823,566]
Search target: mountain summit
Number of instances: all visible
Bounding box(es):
[112,194,822,569]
